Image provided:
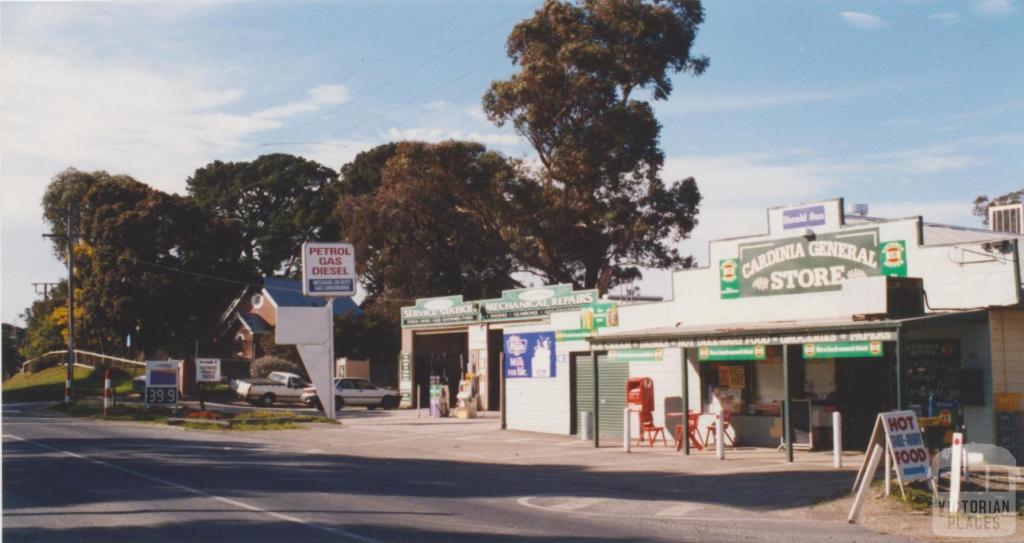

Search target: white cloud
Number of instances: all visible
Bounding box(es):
[660,89,864,115]
[384,127,522,147]
[928,12,962,26]
[254,84,350,120]
[840,11,885,30]
[974,0,1016,16]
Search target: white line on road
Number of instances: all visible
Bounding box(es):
[3,433,382,543]
[550,497,609,511]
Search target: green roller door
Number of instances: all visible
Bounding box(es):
[574,354,594,435]
[597,353,629,441]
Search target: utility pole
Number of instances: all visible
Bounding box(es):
[44,202,77,403]
[31,282,60,299]
[66,201,75,403]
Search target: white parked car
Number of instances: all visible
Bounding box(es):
[229,371,310,407]
[301,378,400,411]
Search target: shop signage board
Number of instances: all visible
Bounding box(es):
[608,348,664,362]
[301,242,356,297]
[145,360,180,405]
[596,329,899,351]
[782,204,826,229]
[195,358,221,383]
[698,345,766,361]
[719,228,909,299]
[503,331,557,378]
[555,328,592,342]
[401,296,479,328]
[482,285,597,322]
[581,301,618,330]
[803,340,883,358]
[399,351,412,406]
[881,410,930,481]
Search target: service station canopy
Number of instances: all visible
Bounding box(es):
[401,284,598,328]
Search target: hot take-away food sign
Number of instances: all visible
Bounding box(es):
[720,228,907,299]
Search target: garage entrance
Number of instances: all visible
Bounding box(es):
[412,331,468,409]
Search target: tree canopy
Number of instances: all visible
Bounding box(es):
[337,141,522,304]
[187,154,341,277]
[483,0,707,292]
[973,189,1024,225]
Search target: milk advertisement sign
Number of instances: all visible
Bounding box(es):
[503,331,556,378]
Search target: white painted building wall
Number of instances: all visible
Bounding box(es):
[503,311,590,435]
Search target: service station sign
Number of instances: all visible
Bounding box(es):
[720,228,907,299]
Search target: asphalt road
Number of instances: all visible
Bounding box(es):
[2,403,914,542]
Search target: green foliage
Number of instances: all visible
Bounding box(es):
[37,169,257,358]
[187,154,341,277]
[337,141,521,303]
[19,282,68,360]
[2,323,26,379]
[250,355,305,379]
[482,0,707,291]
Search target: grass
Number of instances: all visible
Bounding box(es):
[48,401,333,432]
[3,365,139,402]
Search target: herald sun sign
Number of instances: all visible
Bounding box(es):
[301,242,356,297]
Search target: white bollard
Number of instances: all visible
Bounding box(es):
[623,408,631,453]
[950,432,963,514]
[833,411,843,469]
[715,411,725,460]
[103,370,112,416]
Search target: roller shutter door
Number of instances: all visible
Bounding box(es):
[597,353,629,441]
[574,355,594,435]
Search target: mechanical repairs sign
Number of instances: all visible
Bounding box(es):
[482,285,596,322]
[195,358,221,383]
[503,331,556,378]
[720,228,908,299]
[301,242,356,297]
[881,410,930,481]
[145,360,180,405]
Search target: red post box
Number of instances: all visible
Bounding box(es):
[627,377,654,413]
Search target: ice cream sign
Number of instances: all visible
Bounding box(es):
[719,229,908,299]
[503,331,557,378]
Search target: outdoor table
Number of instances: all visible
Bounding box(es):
[668,411,703,451]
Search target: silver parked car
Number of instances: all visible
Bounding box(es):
[301,378,399,411]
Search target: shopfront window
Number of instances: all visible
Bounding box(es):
[699,347,839,416]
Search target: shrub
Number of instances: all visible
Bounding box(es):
[186,410,224,420]
[250,356,305,379]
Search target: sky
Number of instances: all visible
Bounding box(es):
[2,0,1022,325]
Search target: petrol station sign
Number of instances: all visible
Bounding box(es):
[301,242,356,297]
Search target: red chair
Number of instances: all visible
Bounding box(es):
[675,412,703,451]
[637,410,667,447]
[703,410,734,448]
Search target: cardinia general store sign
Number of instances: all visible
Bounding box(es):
[720,228,907,299]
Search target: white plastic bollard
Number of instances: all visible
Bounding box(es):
[950,432,963,514]
[623,407,631,453]
[103,370,112,416]
[715,411,725,460]
[833,411,842,469]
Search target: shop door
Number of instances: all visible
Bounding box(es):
[835,358,892,449]
[597,353,629,441]
[573,353,593,435]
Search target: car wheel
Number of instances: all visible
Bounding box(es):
[335,396,345,411]
[259,393,275,407]
[381,396,397,410]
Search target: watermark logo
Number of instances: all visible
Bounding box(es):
[932,443,1017,538]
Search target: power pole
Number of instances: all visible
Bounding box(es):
[44,202,77,403]
[66,201,75,403]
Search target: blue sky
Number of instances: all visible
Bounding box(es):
[2,0,1022,324]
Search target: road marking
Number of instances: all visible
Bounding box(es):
[655,503,705,517]
[550,497,608,511]
[4,433,382,543]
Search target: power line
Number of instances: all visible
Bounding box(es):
[240,0,397,91]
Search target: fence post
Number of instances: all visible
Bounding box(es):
[103,369,112,417]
